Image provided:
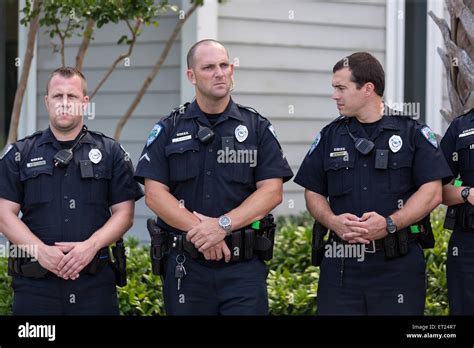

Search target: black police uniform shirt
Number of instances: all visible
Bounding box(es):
[441,109,474,188]
[294,114,453,219]
[134,98,294,233]
[0,127,144,245]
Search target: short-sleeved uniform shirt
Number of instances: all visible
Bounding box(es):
[134,98,293,232]
[0,127,143,245]
[440,109,474,187]
[294,115,452,218]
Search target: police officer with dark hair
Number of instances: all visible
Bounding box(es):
[440,108,474,315]
[294,52,452,315]
[0,67,143,315]
[135,39,293,315]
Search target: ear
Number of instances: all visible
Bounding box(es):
[44,95,49,112]
[365,82,375,96]
[187,68,196,85]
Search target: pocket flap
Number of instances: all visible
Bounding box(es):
[20,165,54,181]
[165,140,199,157]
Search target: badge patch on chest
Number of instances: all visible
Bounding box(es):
[89,148,102,164]
[388,135,403,153]
[235,125,248,142]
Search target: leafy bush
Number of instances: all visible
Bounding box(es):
[0,254,12,315]
[0,208,453,315]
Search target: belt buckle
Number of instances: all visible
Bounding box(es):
[364,240,377,253]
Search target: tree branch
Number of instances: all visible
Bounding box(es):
[114,3,200,140]
[89,19,141,100]
[75,18,95,70]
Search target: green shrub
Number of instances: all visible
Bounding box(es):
[0,207,453,315]
[0,254,12,315]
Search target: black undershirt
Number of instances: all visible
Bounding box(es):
[360,119,382,138]
[203,112,223,126]
[58,140,75,149]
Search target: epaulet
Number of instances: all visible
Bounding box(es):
[161,102,190,126]
[88,129,115,141]
[236,104,262,116]
[17,130,43,143]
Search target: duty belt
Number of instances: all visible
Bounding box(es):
[167,228,273,262]
[329,229,418,254]
[8,247,110,278]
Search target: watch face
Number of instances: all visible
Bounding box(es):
[220,216,230,226]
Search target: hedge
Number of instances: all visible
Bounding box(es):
[0,207,451,315]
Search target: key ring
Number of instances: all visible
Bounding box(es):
[176,254,186,264]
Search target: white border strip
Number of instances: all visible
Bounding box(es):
[385,0,405,106]
[426,0,444,133]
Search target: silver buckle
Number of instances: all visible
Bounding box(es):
[364,240,377,253]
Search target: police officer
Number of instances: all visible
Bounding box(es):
[135,39,293,315]
[294,52,452,315]
[440,108,474,314]
[0,67,143,315]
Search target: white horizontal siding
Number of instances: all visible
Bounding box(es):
[220,0,387,216]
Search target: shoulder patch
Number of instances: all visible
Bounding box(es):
[308,132,321,156]
[147,124,163,148]
[267,124,278,139]
[420,126,438,148]
[0,144,13,160]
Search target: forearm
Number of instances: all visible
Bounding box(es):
[442,182,465,206]
[87,205,134,251]
[0,212,45,249]
[227,179,283,231]
[305,190,337,230]
[145,187,199,232]
[390,180,442,229]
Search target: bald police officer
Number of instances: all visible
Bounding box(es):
[0,67,143,315]
[294,52,452,315]
[440,108,474,314]
[135,39,293,315]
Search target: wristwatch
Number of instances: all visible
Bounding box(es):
[385,216,397,234]
[218,215,232,236]
[461,187,471,203]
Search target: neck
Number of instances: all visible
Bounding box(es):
[50,124,83,141]
[195,94,230,114]
[355,100,384,123]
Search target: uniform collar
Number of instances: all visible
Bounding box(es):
[339,114,400,136]
[37,126,96,146]
[182,98,245,123]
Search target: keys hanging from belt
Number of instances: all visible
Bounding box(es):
[175,254,187,291]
